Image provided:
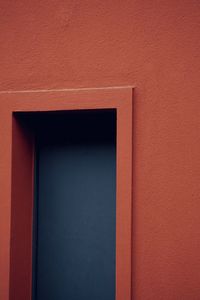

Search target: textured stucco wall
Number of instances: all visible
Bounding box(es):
[1,1,200,299]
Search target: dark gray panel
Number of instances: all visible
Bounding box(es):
[33,110,116,300]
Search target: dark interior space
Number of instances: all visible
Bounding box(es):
[15,109,116,300]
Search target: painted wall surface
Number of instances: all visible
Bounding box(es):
[0,1,200,299]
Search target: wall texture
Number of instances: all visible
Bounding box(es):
[0,1,200,299]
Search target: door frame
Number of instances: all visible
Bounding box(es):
[0,87,134,300]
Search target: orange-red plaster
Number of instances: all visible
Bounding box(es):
[0,1,200,299]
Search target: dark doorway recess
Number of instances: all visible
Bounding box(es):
[24,110,116,300]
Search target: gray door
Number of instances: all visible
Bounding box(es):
[32,110,116,300]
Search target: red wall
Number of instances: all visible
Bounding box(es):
[0,1,200,299]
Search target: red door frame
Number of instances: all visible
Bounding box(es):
[0,87,133,300]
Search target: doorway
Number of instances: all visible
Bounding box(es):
[31,110,116,300]
[8,87,133,300]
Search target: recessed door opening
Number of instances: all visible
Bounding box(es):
[20,109,116,300]
[4,88,133,300]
